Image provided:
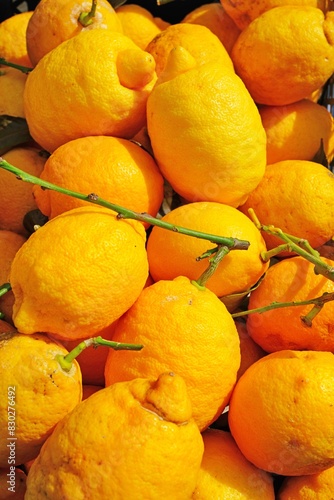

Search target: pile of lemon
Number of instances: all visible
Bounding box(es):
[0,1,334,498]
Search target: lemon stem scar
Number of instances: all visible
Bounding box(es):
[56,336,144,372]
[0,159,250,251]
[248,208,334,282]
[193,244,230,289]
[0,58,33,74]
[78,0,98,27]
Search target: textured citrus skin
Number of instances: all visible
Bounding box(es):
[10,206,149,340]
[0,332,82,467]
[25,373,204,499]
[231,7,334,105]
[192,429,275,499]
[220,0,330,30]
[240,160,334,251]
[26,0,123,66]
[32,135,164,225]
[24,29,157,153]
[105,276,241,431]
[147,201,269,297]
[0,231,26,323]
[259,99,334,164]
[147,47,266,207]
[0,67,27,118]
[0,11,32,66]
[146,22,234,76]
[246,256,334,352]
[234,320,266,380]
[228,350,334,476]
[0,147,47,236]
[116,4,163,50]
[181,3,241,55]
[278,464,334,499]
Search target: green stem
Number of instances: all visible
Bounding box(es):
[78,0,98,26]
[232,291,334,327]
[0,58,33,74]
[56,335,144,372]
[194,245,230,288]
[298,239,321,258]
[195,247,219,261]
[0,159,250,250]
[249,208,334,282]
[301,303,324,327]
[0,283,11,297]
[261,243,292,260]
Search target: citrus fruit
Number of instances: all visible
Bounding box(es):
[307,85,325,102]
[228,349,334,476]
[25,372,204,499]
[245,255,334,352]
[0,67,27,118]
[220,0,330,30]
[152,18,170,31]
[0,11,32,67]
[147,201,269,297]
[0,331,82,466]
[105,276,241,431]
[234,319,267,380]
[82,384,103,400]
[239,159,334,251]
[10,206,149,340]
[0,230,27,323]
[146,22,234,76]
[277,464,334,498]
[26,0,123,66]
[0,319,16,333]
[23,29,157,153]
[182,3,241,55]
[192,429,275,499]
[116,4,163,49]
[146,46,267,207]
[231,6,334,105]
[22,460,35,475]
[0,146,47,236]
[32,135,164,224]
[0,467,26,500]
[259,99,334,164]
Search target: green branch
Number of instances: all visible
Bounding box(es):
[249,208,334,282]
[56,336,143,372]
[0,283,11,320]
[232,292,334,327]
[193,245,230,288]
[0,158,250,251]
[0,283,11,297]
[0,58,33,74]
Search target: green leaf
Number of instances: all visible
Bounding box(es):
[0,115,33,155]
[220,274,266,313]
